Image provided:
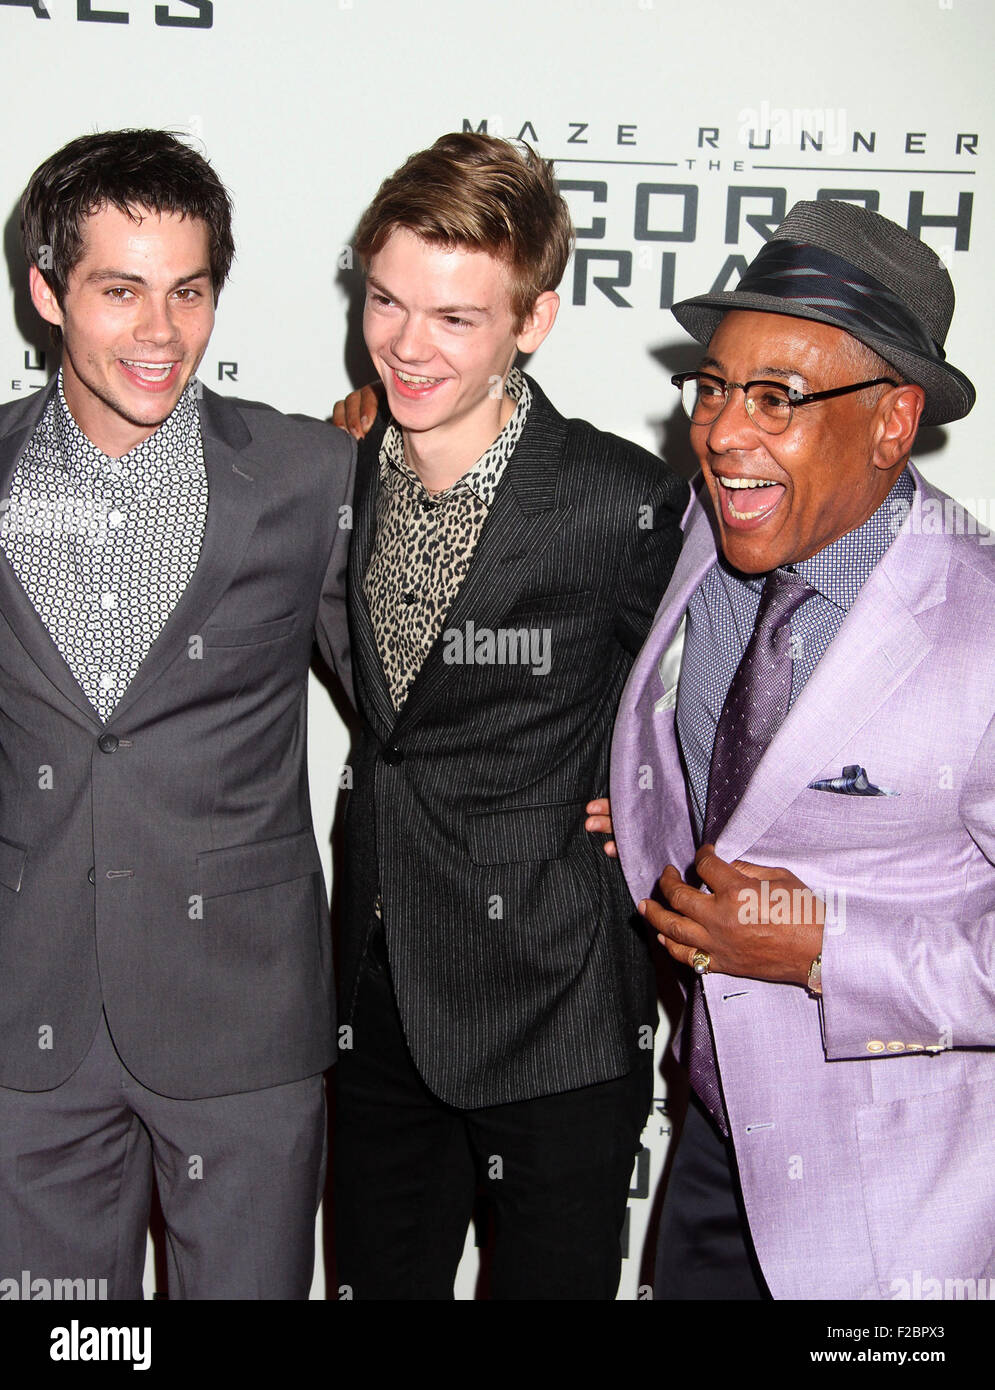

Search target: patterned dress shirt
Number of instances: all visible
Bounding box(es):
[0,373,208,722]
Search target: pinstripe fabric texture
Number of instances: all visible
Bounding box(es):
[342,376,689,1109]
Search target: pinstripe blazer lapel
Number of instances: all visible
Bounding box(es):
[392,379,575,735]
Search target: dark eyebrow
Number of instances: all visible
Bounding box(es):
[366,275,489,317]
[84,268,212,292]
[435,302,489,316]
[700,354,811,387]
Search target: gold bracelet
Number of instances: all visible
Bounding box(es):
[807,954,823,996]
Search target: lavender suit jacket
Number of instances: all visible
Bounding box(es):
[611,465,995,1300]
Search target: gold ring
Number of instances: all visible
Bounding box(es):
[690,950,711,976]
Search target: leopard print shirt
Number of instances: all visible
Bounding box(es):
[365,368,532,711]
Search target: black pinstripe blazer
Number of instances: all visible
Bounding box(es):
[341,376,688,1108]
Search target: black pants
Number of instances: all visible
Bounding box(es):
[334,932,652,1300]
[654,1092,771,1299]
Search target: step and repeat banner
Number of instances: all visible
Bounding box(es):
[0,0,990,1301]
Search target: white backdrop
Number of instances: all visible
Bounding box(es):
[0,0,990,1301]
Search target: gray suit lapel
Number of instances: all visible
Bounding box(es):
[107,388,264,723]
[0,380,100,725]
[348,429,397,740]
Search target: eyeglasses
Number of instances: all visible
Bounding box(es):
[671,370,898,435]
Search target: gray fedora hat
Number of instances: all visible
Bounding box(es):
[672,200,975,426]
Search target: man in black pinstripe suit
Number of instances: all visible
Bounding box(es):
[333,133,688,1299]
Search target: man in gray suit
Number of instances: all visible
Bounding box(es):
[333,133,688,1299]
[0,130,354,1299]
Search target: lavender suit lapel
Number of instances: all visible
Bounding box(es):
[715,472,945,862]
[612,494,718,900]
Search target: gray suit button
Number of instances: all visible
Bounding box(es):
[87,867,96,885]
[98,733,119,754]
[382,745,404,765]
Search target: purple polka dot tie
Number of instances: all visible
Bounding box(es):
[687,568,815,1132]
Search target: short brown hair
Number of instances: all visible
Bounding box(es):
[20,128,235,306]
[354,132,574,329]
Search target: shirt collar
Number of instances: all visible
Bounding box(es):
[378,368,532,506]
[720,467,916,612]
[791,467,916,610]
[52,369,203,497]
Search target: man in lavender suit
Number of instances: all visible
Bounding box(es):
[611,200,994,1300]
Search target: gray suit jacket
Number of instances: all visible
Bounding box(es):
[342,376,688,1108]
[0,380,355,1099]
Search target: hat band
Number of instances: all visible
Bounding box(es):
[737,240,944,362]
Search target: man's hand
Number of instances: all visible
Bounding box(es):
[331,382,382,438]
[585,797,617,858]
[638,845,823,985]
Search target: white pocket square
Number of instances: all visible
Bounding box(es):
[654,617,686,714]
